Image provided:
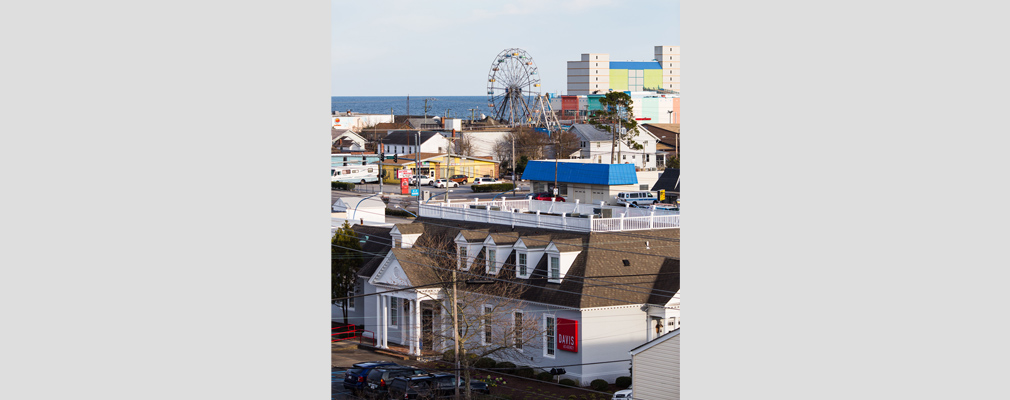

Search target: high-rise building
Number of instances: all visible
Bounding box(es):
[566,46,680,95]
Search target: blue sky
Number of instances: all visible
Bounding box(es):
[332,0,679,96]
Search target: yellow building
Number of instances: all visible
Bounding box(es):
[379,153,500,184]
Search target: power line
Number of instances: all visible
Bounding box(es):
[332,230,680,297]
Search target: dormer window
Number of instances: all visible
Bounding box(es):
[459,246,467,269]
[550,257,560,279]
[518,253,527,276]
[487,249,497,274]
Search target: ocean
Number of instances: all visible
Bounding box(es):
[331,96,493,119]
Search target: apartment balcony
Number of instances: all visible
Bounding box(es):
[418,199,679,232]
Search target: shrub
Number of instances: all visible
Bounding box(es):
[496,361,516,372]
[331,181,355,190]
[615,376,632,389]
[441,349,455,362]
[559,378,576,387]
[515,366,535,378]
[590,379,609,391]
[536,371,553,381]
[385,208,415,218]
[470,183,515,193]
[474,357,496,369]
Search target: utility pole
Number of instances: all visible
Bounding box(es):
[416,131,421,211]
[553,134,559,197]
[452,267,459,400]
[407,94,410,117]
[378,138,383,193]
[511,136,516,186]
[468,108,476,123]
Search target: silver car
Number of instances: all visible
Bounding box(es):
[433,178,459,188]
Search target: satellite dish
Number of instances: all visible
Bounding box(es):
[433,116,441,120]
[480,113,486,119]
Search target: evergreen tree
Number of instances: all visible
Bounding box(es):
[332,221,362,325]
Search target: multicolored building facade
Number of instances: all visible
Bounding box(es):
[553,93,680,124]
[567,46,680,95]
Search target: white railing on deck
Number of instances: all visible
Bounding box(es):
[419,199,678,232]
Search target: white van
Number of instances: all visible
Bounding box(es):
[615,191,659,206]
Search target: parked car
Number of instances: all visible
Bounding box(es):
[364,366,427,399]
[612,388,633,400]
[433,178,459,188]
[408,175,434,186]
[615,191,659,206]
[531,192,565,202]
[472,177,501,185]
[449,174,469,184]
[388,374,490,399]
[343,361,400,392]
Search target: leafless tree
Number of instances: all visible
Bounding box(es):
[454,132,475,157]
[412,235,544,399]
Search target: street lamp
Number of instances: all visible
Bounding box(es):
[350,193,382,224]
[393,204,418,218]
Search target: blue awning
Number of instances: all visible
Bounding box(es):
[521,161,638,185]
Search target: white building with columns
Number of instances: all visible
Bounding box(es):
[346,203,680,384]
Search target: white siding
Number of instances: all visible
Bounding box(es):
[632,334,679,400]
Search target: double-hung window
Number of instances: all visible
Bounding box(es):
[514,312,523,349]
[484,306,492,344]
[487,249,496,273]
[459,246,467,269]
[518,253,527,276]
[390,298,399,327]
[545,315,555,356]
[550,257,560,280]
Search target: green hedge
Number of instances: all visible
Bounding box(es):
[474,357,496,369]
[385,208,414,218]
[558,378,576,387]
[331,181,355,190]
[515,366,535,378]
[615,376,631,389]
[590,379,609,391]
[536,371,553,381]
[496,361,516,373]
[470,183,515,193]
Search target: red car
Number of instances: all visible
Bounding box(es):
[531,192,565,202]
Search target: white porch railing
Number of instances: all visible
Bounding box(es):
[418,199,678,232]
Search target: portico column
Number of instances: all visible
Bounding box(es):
[381,295,389,349]
[414,299,422,356]
[375,294,382,347]
[408,299,415,355]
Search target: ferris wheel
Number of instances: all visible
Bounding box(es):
[486,48,542,127]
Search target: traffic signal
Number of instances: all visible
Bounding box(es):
[659,189,665,201]
[393,154,398,162]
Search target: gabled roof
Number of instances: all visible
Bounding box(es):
[629,328,680,355]
[352,225,394,279]
[570,124,614,142]
[651,168,680,193]
[521,161,637,185]
[383,131,445,146]
[372,219,679,309]
[457,229,490,242]
[392,223,425,235]
[487,232,520,246]
[515,235,552,249]
[406,118,442,129]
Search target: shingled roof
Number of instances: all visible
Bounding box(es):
[352,225,394,279]
[393,223,425,235]
[374,218,679,309]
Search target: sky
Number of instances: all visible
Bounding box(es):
[332,0,680,96]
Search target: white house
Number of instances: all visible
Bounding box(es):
[629,329,680,400]
[381,131,452,156]
[348,209,680,385]
[332,129,367,151]
[569,124,660,170]
[332,196,385,224]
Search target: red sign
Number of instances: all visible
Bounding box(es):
[556,318,578,352]
[400,178,410,195]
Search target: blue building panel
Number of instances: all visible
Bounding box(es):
[608,61,662,70]
[521,161,638,185]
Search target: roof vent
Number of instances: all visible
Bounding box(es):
[622,260,631,267]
